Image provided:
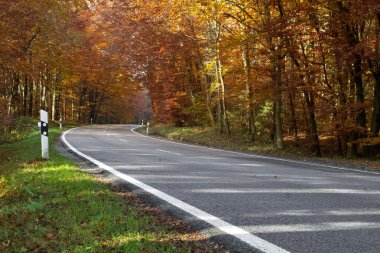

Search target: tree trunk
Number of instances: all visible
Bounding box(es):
[23,75,28,116]
[370,72,380,136]
[51,83,56,121]
[242,42,256,140]
[273,53,283,149]
[216,50,230,136]
[77,84,87,122]
[353,55,367,130]
[370,14,380,136]
[187,16,215,127]
[28,80,34,116]
[303,90,322,156]
[288,61,299,143]
[9,72,20,115]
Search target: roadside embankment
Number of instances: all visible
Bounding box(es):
[139,124,380,172]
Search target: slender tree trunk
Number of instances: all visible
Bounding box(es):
[303,90,322,156]
[95,92,105,122]
[272,51,283,149]
[23,75,28,116]
[299,42,321,156]
[264,0,283,149]
[52,83,56,121]
[353,55,367,129]
[371,72,380,136]
[9,72,20,115]
[216,91,223,133]
[370,14,380,136]
[288,61,299,143]
[205,75,215,127]
[71,99,75,120]
[216,49,230,136]
[209,17,229,134]
[184,57,197,126]
[242,42,256,140]
[77,84,86,122]
[28,80,34,116]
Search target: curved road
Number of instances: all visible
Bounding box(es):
[62,125,380,253]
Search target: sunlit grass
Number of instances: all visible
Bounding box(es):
[0,127,209,252]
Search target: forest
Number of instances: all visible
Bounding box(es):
[1,0,380,158]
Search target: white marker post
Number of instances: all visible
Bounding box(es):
[142,120,144,126]
[146,122,150,135]
[40,110,49,159]
[59,118,62,130]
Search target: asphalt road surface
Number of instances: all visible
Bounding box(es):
[62,124,380,253]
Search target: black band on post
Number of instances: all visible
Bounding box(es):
[41,121,49,137]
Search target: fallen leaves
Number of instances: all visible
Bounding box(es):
[45,232,54,240]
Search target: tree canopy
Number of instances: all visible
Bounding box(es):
[1,0,380,156]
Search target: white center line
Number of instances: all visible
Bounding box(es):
[240,164,264,167]
[184,156,223,160]
[119,139,129,143]
[157,149,182,156]
[80,148,143,152]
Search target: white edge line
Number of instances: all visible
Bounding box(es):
[131,127,380,176]
[61,127,290,253]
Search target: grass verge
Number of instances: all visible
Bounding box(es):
[141,124,380,171]
[0,127,218,252]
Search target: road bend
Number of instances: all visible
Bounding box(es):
[62,124,380,253]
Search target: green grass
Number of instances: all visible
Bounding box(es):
[0,127,209,252]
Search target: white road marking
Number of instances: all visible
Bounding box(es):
[75,147,135,149]
[157,149,182,156]
[119,139,129,143]
[131,127,380,176]
[134,154,162,156]
[205,222,380,235]
[67,132,120,136]
[112,165,164,170]
[192,188,380,195]
[79,149,143,152]
[244,222,380,233]
[184,156,223,160]
[62,128,291,253]
[246,209,380,218]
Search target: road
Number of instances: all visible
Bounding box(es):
[62,124,380,253]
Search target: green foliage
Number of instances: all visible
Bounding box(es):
[187,96,209,125]
[255,101,274,140]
